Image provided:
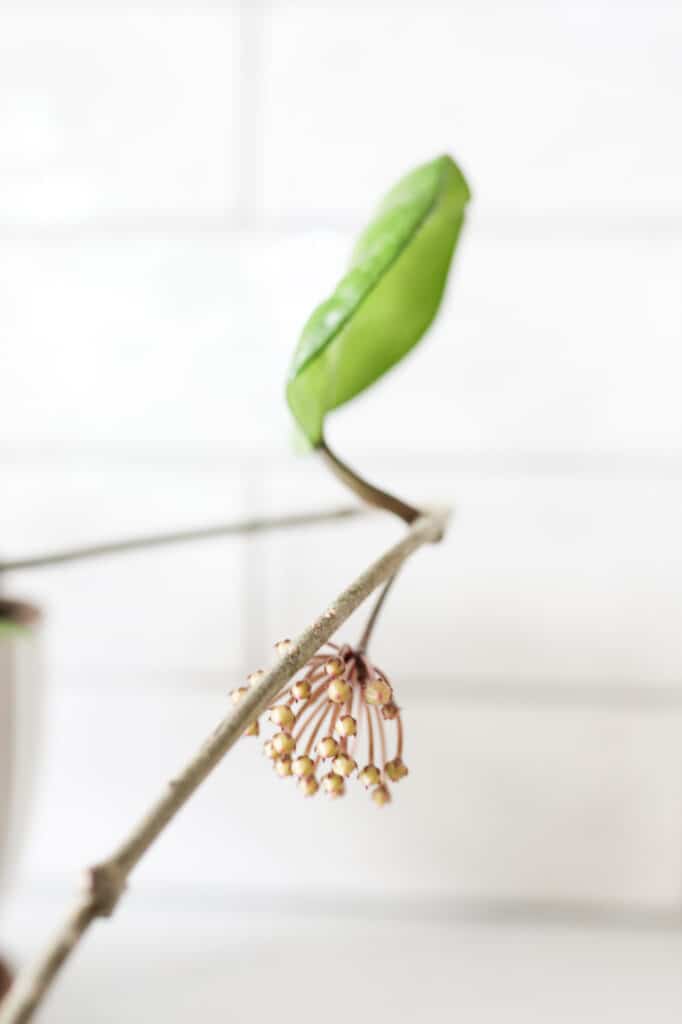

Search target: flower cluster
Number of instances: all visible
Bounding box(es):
[232,641,408,805]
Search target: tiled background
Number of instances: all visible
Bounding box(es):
[2,0,682,921]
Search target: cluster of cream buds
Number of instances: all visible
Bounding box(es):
[235,640,408,806]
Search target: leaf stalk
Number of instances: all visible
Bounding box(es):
[319,440,419,525]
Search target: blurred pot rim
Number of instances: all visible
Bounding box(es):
[0,598,42,627]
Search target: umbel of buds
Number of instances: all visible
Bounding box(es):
[230,640,408,806]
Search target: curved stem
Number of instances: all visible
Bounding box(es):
[396,711,404,760]
[293,686,328,734]
[358,573,398,653]
[373,705,387,771]
[365,698,375,767]
[319,439,419,525]
[304,701,333,757]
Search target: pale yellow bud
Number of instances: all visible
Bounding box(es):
[247,670,266,687]
[323,772,345,797]
[230,686,249,705]
[335,714,357,738]
[273,731,296,756]
[275,638,294,657]
[292,755,314,778]
[359,764,381,789]
[381,702,399,721]
[365,678,393,706]
[299,775,319,797]
[269,704,295,729]
[263,740,278,760]
[243,720,259,737]
[275,755,293,778]
[316,736,339,759]
[372,784,391,806]
[332,753,357,778]
[292,679,311,701]
[328,678,351,704]
[385,757,409,782]
[324,658,344,677]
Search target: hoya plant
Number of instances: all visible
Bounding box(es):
[0,153,470,1024]
[237,155,470,805]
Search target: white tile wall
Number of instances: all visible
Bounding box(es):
[260,2,682,222]
[0,238,294,451]
[0,10,240,225]
[20,688,682,911]
[5,899,682,1023]
[2,233,680,453]
[2,0,682,918]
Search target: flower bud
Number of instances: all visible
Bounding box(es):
[292,679,311,701]
[299,774,319,797]
[243,720,259,737]
[323,772,345,797]
[359,764,381,789]
[292,755,314,778]
[328,678,351,704]
[332,754,357,778]
[316,736,338,759]
[275,639,294,657]
[384,757,409,782]
[365,678,392,706]
[275,755,293,778]
[372,784,391,806]
[247,670,266,687]
[381,701,399,720]
[273,731,296,756]
[230,686,249,705]
[335,714,357,738]
[324,658,344,678]
[263,740,278,760]
[269,705,295,729]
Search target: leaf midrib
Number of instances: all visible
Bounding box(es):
[289,159,451,383]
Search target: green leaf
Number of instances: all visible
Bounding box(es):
[286,154,470,445]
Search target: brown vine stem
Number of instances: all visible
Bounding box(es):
[358,573,398,652]
[317,441,417,653]
[318,439,419,525]
[0,507,364,574]
[0,506,449,1024]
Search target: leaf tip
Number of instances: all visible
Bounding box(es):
[436,152,472,203]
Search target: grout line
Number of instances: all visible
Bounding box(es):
[153,888,682,933]
[42,672,682,710]
[0,212,682,243]
[10,879,682,933]
[409,680,682,711]
[240,461,270,676]
[234,0,264,222]
[4,447,682,477]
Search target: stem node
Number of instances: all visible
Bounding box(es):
[85,862,126,918]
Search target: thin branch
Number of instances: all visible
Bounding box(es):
[0,507,364,574]
[358,573,398,653]
[319,440,419,525]
[0,506,449,1024]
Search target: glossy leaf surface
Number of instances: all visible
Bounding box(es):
[286,154,470,445]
